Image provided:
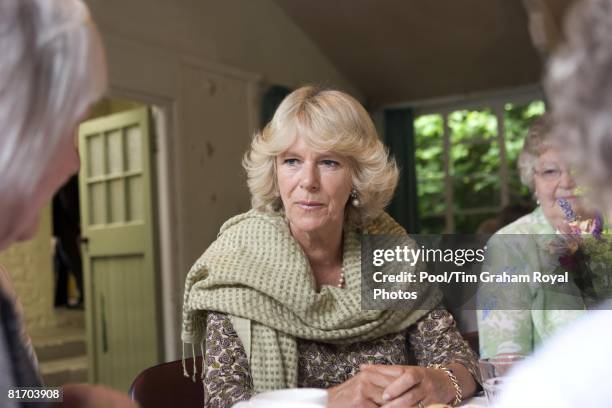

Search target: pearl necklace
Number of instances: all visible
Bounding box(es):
[338,267,345,288]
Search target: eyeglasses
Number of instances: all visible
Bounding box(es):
[534,165,574,182]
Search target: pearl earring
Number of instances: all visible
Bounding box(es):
[351,188,360,207]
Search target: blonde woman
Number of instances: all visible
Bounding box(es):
[182,86,479,408]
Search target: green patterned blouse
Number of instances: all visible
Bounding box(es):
[477,207,586,358]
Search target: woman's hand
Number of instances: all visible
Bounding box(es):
[326,367,398,408]
[359,364,457,408]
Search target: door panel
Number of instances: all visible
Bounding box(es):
[78,107,161,391]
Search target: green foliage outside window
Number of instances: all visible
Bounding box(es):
[415,100,545,233]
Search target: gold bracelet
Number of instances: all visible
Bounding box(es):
[429,364,462,407]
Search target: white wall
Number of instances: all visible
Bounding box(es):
[85,0,362,360]
[87,0,361,98]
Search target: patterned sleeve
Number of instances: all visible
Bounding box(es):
[407,307,481,384]
[204,312,255,408]
[477,309,534,358]
[476,233,537,358]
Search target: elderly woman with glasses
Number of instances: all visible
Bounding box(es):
[477,112,604,358]
[182,86,480,408]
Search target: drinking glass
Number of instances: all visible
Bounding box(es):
[479,353,525,405]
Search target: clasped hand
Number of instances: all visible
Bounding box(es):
[327,364,455,408]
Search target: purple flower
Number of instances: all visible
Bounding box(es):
[593,214,604,239]
[557,198,577,222]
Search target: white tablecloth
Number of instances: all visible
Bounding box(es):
[233,395,489,407]
[460,395,488,407]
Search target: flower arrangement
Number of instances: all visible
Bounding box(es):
[556,198,603,237]
[548,198,611,305]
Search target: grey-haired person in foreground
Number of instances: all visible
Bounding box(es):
[0,0,136,406]
[497,0,612,406]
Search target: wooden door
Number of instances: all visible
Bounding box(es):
[78,107,161,391]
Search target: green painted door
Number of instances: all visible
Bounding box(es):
[78,107,161,391]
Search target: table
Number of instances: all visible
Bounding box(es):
[460,396,488,407]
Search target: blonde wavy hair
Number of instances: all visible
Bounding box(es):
[243,85,398,226]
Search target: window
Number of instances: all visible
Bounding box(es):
[415,95,545,233]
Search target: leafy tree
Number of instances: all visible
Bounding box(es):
[414,101,545,233]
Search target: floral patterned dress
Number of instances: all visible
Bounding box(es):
[203,308,479,408]
[477,207,586,358]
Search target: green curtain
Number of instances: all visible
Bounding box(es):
[261,85,291,128]
[383,108,420,233]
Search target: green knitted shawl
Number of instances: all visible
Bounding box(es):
[181,209,441,391]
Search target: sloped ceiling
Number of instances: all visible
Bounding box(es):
[274,0,576,107]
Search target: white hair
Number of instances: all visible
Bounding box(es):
[517,113,554,191]
[546,0,612,206]
[0,0,107,240]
